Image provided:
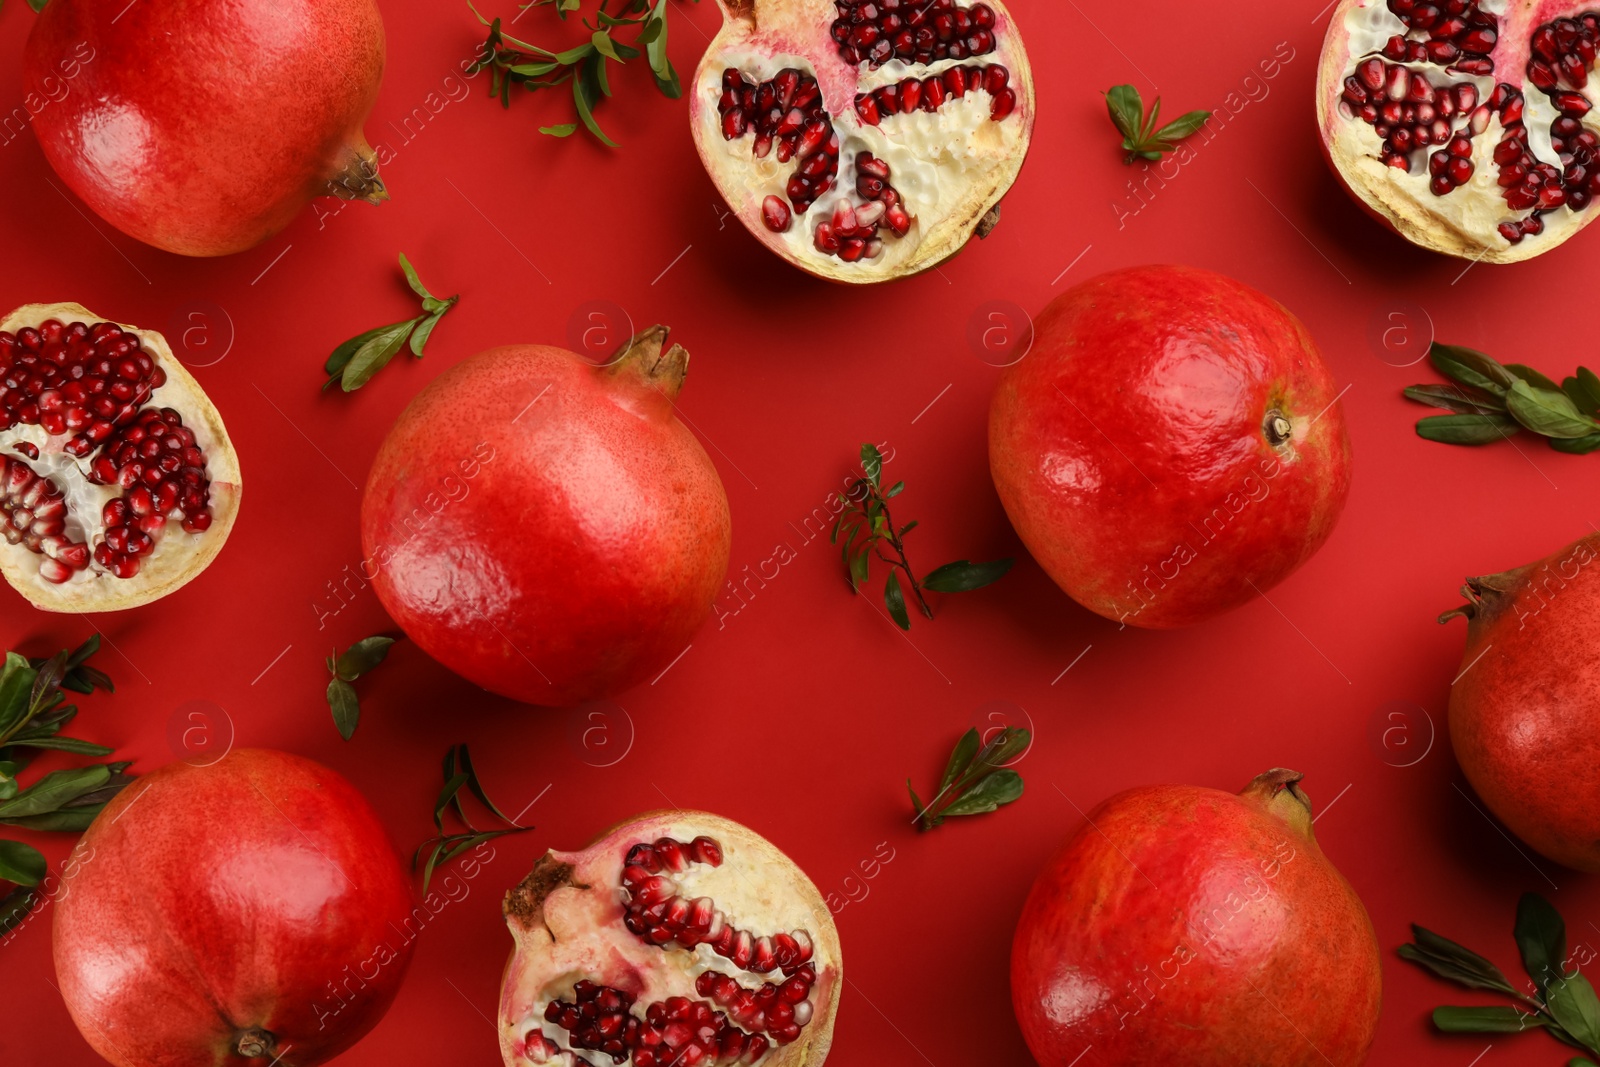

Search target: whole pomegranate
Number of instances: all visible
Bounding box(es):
[0,302,241,611]
[1011,770,1382,1067]
[989,265,1352,629]
[24,0,387,257]
[361,327,731,707]
[690,0,1035,281]
[1443,531,1600,871]
[499,811,841,1066]
[1318,0,1600,261]
[54,749,415,1067]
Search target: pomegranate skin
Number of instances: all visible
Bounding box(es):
[53,749,415,1067]
[1011,771,1382,1067]
[360,329,732,707]
[1445,532,1600,871]
[24,0,386,257]
[989,265,1352,628]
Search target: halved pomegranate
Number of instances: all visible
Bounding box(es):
[0,303,240,611]
[1319,0,1600,261]
[499,812,841,1067]
[690,0,1035,282]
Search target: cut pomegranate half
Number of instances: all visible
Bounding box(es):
[690,0,1035,282]
[0,303,241,612]
[1319,0,1600,261]
[499,812,841,1067]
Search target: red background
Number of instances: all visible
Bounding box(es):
[2,0,1596,1064]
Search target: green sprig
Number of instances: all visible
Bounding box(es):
[323,254,459,393]
[830,444,1011,630]
[467,0,696,146]
[1400,893,1600,1061]
[908,727,1029,832]
[1406,343,1600,453]
[1104,84,1210,164]
[325,636,398,741]
[413,744,532,894]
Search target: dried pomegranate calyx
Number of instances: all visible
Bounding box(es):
[0,302,241,612]
[691,0,1035,282]
[499,812,841,1067]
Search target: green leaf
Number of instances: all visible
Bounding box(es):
[1572,367,1600,414]
[0,839,45,886]
[1415,413,1520,445]
[975,727,1032,771]
[0,884,37,934]
[508,61,561,76]
[1507,363,1564,393]
[573,59,618,147]
[0,765,108,819]
[1399,925,1520,995]
[327,679,360,741]
[1403,383,1507,415]
[907,780,925,820]
[923,559,1014,593]
[1549,433,1600,455]
[848,545,869,591]
[592,29,623,61]
[885,480,905,498]
[860,443,882,489]
[1515,892,1567,993]
[409,304,454,358]
[8,736,113,756]
[1570,1059,1600,1066]
[1104,84,1144,140]
[334,636,396,682]
[459,745,517,825]
[595,52,613,98]
[435,772,470,833]
[899,519,918,536]
[341,318,420,392]
[1431,343,1516,394]
[1432,1005,1546,1034]
[540,123,580,137]
[1549,975,1600,1049]
[938,769,1024,817]
[939,729,981,795]
[4,807,103,832]
[884,570,910,630]
[1153,109,1211,141]
[0,653,35,738]
[553,41,596,64]
[324,322,397,378]
[1506,379,1600,439]
[398,252,435,302]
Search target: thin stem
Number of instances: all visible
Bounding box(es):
[870,494,934,618]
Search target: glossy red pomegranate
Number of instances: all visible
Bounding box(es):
[1319,0,1600,261]
[0,302,241,611]
[1011,770,1382,1067]
[690,0,1035,281]
[989,265,1352,629]
[1443,531,1600,870]
[499,811,841,1067]
[24,0,387,257]
[54,749,415,1066]
[361,327,731,707]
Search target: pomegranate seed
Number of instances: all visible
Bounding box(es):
[761,195,792,233]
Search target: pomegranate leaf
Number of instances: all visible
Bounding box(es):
[334,636,396,681]
[1415,413,1520,445]
[1104,84,1209,164]
[1431,343,1516,394]
[1403,383,1506,415]
[911,727,1029,832]
[326,636,397,741]
[327,681,359,741]
[540,122,580,137]
[884,570,910,629]
[0,839,44,887]
[1507,363,1565,394]
[1549,977,1600,1051]
[1432,1006,1547,1034]
[1516,892,1568,994]
[417,743,531,893]
[1399,925,1521,996]
[1506,380,1600,439]
[923,559,1014,593]
[0,765,116,820]
[1569,367,1600,414]
[1550,433,1600,455]
[940,729,981,794]
[938,770,1023,818]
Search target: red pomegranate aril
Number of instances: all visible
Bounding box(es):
[761,195,792,233]
[991,87,1017,120]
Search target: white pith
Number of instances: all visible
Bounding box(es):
[690,0,1036,284]
[499,813,841,1067]
[1320,0,1598,261]
[0,303,241,612]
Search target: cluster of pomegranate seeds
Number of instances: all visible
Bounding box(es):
[1495,15,1600,241]
[693,966,816,1045]
[717,67,840,227]
[829,0,998,68]
[1339,58,1491,190]
[1380,0,1498,74]
[536,982,770,1067]
[812,153,910,261]
[0,319,212,582]
[854,62,1015,124]
[1,457,88,583]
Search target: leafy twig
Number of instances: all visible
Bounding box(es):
[1405,343,1600,453]
[326,636,398,741]
[908,727,1029,832]
[1400,893,1600,1061]
[413,743,532,894]
[830,443,1012,630]
[1104,84,1210,164]
[0,636,127,934]
[323,253,459,392]
[466,0,696,146]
